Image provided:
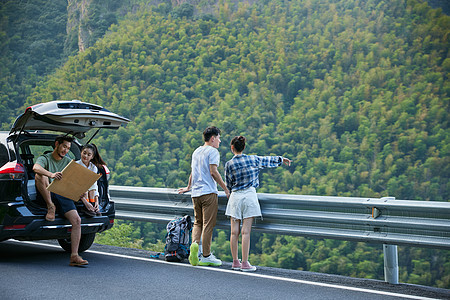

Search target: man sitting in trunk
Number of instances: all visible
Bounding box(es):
[33,135,88,267]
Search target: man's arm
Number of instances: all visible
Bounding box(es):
[33,163,62,180]
[210,164,230,198]
[177,173,192,194]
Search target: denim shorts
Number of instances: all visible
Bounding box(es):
[225,187,261,220]
[51,193,77,214]
[37,192,77,215]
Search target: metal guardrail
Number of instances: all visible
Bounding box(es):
[111,185,450,249]
[110,185,450,284]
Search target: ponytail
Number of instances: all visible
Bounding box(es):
[231,136,246,152]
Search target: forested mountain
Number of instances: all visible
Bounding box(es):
[24,0,449,202]
[0,0,141,128]
[1,0,449,288]
[0,0,67,126]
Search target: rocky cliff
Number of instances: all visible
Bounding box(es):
[67,0,92,53]
[66,0,121,54]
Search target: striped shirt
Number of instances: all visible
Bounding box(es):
[225,154,283,192]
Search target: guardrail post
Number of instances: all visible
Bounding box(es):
[383,244,399,284]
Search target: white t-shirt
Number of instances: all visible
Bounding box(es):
[190,145,220,197]
[76,159,99,197]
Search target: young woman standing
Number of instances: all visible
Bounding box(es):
[224,136,292,272]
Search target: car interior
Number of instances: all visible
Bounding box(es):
[16,138,111,215]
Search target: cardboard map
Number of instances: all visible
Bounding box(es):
[47,160,101,201]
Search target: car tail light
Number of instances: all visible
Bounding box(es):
[0,162,25,179]
[25,104,38,112]
[103,165,110,180]
[4,224,26,230]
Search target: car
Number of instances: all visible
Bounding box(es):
[0,100,130,252]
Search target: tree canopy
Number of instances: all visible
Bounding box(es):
[23,0,449,201]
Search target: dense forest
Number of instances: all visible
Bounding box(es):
[0,0,67,126]
[21,0,449,202]
[0,0,140,128]
[1,0,449,288]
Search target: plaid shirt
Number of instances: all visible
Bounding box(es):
[225,154,283,192]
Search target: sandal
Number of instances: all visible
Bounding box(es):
[45,205,56,222]
[69,255,89,267]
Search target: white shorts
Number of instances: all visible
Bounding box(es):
[225,187,261,220]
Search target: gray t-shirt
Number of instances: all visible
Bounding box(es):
[35,153,72,183]
[191,145,220,197]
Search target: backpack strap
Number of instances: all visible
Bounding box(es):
[149,252,162,259]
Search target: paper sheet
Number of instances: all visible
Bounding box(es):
[47,160,101,201]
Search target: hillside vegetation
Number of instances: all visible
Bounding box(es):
[3,0,449,287]
[0,0,143,128]
[0,0,67,126]
[27,0,449,201]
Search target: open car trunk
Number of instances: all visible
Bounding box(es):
[10,100,129,214]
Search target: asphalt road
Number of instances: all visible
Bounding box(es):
[1,240,448,300]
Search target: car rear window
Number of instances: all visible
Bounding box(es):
[57,103,106,111]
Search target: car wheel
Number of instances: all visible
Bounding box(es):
[57,233,96,253]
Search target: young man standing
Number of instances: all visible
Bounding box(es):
[33,135,88,267]
[178,126,230,266]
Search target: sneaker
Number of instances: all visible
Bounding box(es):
[198,244,203,258]
[240,261,256,272]
[198,253,222,266]
[189,242,199,266]
[232,259,242,270]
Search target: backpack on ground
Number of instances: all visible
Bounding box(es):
[164,215,192,262]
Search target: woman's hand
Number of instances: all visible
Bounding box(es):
[86,202,95,212]
[282,157,292,166]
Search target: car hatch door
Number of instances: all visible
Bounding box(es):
[10,100,130,137]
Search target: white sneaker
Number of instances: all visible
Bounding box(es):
[198,253,222,266]
[198,244,203,258]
